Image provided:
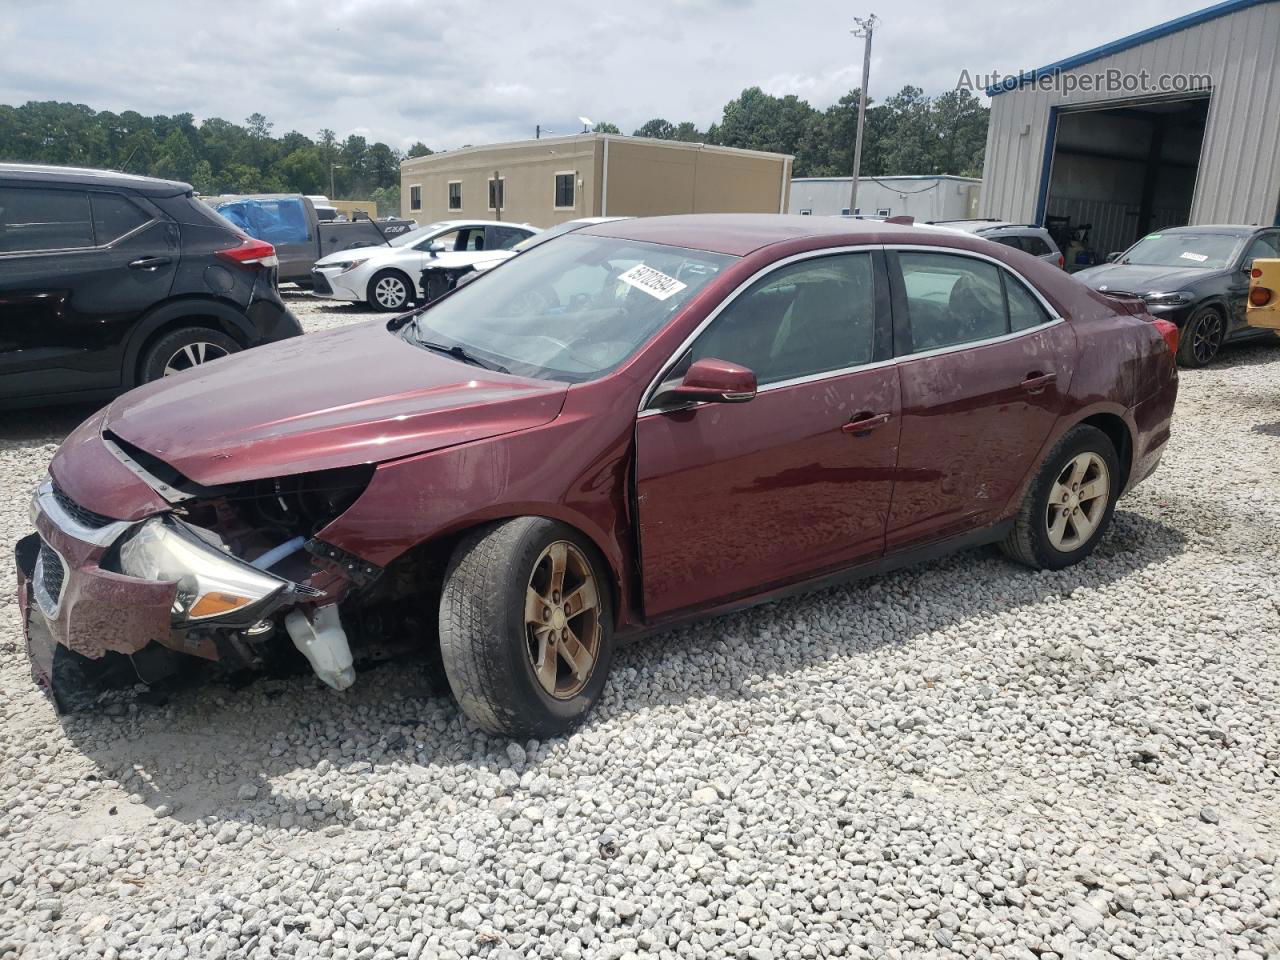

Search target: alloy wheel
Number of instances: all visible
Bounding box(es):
[1045,452,1110,551]
[375,276,408,309]
[1191,312,1224,364]
[162,341,230,376]
[524,541,601,699]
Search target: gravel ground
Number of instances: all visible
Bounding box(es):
[0,294,1277,960]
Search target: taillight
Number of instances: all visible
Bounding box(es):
[1057,253,1065,269]
[215,235,278,270]
[1152,317,1179,355]
[1249,286,1272,307]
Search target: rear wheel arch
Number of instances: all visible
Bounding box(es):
[123,297,253,387]
[1077,412,1133,492]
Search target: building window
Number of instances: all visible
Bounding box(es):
[877,207,891,217]
[409,185,421,211]
[799,208,813,216]
[554,172,576,209]
[447,181,462,211]
[488,177,505,211]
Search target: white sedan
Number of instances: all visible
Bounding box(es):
[311,220,537,311]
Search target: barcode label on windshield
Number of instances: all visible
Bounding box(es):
[1180,251,1208,262]
[618,264,687,301]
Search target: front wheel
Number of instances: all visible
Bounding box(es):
[1001,424,1121,570]
[439,518,614,738]
[1176,305,1225,367]
[367,270,413,311]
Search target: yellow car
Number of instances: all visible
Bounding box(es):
[1247,258,1280,333]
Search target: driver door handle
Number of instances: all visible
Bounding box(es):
[842,412,892,435]
[1020,371,1057,393]
[128,256,172,271]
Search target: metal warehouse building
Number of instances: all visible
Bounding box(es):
[789,175,981,221]
[400,134,792,228]
[980,0,1280,258]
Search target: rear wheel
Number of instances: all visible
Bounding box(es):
[1001,424,1120,570]
[139,326,240,383]
[1176,305,1225,367]
[439,518,614,738]
[367,270,413,311]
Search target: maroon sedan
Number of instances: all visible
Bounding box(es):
[17,215,1178,736]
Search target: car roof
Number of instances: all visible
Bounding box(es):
[1152,224,1264,237]
[0,162,192,197]
[578,213,984,257]
[427,219,536,231]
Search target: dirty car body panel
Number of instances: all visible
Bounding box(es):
[17,214,1178,715]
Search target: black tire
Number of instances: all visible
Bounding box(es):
[1176,305,1225,368]
[439,517,615,738]
[366,270,414,311]
[1000,424,1121,570]
[139,326,240,383]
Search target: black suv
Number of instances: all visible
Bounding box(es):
[0,164,302,408]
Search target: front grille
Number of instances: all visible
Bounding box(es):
[51,481,115,529]
[33,542,66,616]
[311,270,334,295]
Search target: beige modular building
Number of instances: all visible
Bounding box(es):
[400,134,792,227]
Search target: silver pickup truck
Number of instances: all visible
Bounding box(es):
[204,194,416,285]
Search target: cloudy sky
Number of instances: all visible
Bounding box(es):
[1,0,1211,150]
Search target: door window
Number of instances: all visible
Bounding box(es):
[687,253,876,386]
[91,193,151,244]
[1244,233,1280,265]
[488,226,528,250]
[899,252,1008,351]
[0,187,93,253]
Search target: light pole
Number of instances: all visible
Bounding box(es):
[578,116,593,133]
[329,162,343,199]
[849,14,879,217]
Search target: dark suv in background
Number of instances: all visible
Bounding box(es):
[0,164,301,408]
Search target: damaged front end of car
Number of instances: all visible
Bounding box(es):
[17,433,389,712]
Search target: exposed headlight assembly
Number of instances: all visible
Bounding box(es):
[115,518,288,622]
[331,258,369,274]
[1141,291,1193,306]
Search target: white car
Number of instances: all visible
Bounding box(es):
[311,220,537,311]
[419,217,633,302]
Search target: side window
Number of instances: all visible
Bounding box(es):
[0,187,93,253]
[1006,275,1051,331]
[688,253,876,387]
[91,193,150,244]
[899,252,1006,351]
[1244,233,1280,264]
[420,229,459,251]
[1024,235,1052,256]
[489,226,527,250]
[461,228,486,251]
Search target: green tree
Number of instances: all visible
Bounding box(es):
[151,128,199,182]
[633,118,676,140]
[279,147,327,195]
[591,121,621,134]
[372,184,401,218]
[406,141,433,158]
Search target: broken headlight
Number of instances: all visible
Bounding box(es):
[115,518,288,622]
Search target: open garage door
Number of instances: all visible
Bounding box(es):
[1041,95,1209,269]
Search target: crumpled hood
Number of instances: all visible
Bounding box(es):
[102,320,568,486]
[1074,262,1221,294]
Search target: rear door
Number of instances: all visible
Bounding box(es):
[634,250,901,618]
[885,248,1076,549]
[0,184,177,400]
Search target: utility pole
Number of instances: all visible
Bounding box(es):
[849,14,879,217]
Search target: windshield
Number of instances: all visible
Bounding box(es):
[406,234,734,383]
[1120,232,1242,269]
[389,221,452,248]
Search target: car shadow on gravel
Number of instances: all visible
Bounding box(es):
[48,506,1188,834]
[0,403,99,445]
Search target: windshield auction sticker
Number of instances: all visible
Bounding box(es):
[1180,251,1208,262]
[618,264,688,301]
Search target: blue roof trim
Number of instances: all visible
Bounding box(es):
[987,0,1274,96]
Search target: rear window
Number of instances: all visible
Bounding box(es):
[1023,235,1052,256]
[0,186,93,253]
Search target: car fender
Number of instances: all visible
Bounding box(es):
[120,296,254,388]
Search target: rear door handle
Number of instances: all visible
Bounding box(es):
[128,256,172,271]
[1020,371,1057,393]
[842,412,892,435]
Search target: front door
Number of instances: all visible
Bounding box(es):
[635,250,901,619]
[885,249,1076,549]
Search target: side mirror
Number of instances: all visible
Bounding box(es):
[657,358,757,406]
[1105,251,1122,263]
[426,241,445,256]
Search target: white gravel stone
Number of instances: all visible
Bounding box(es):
[0,304,1278,959]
